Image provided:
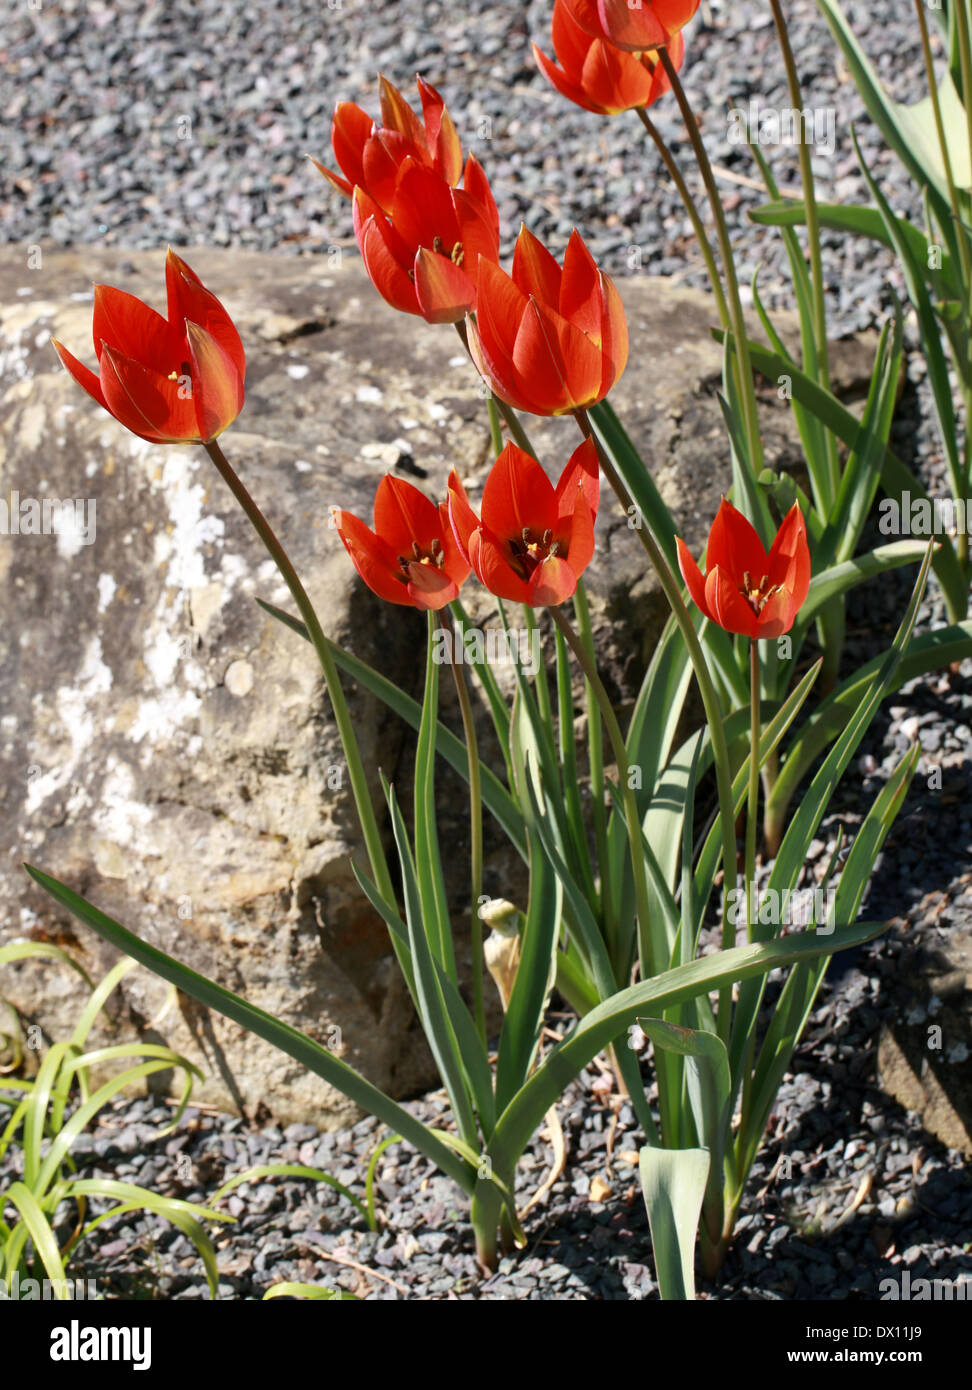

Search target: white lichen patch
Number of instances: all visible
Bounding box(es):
[26,635,113,813]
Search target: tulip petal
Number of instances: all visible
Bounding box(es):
[185,320,245,441]
[481,442,558,539]
[418,77,462,185]
[512,224,563,307]
[593,0,675,50]
[413,247,476,323]
[463,154,500,243]
[596,268,629,396]
[51,338,109,413]
[373,474,442,554]
[379,74,427,147]
[676,536,711,621]
[309,155,354,199]
[555,436,600,521]
[92,283,179,370]
[706,497,768,583]
[512,297,602,414]
[766,502,811,613]
[331,506,414,606]
[754,587,792,640]
[99,344,199,443]
[557,492,596,581]
[436,498,472,587]
[447,470,480,562]
[330,101,375,191]
[390,159,463,253]
[704,563,759,638]
[359,130,417,213]
[530,553,579,606]
[404,560,460,610]
[468,528,532,603]
[356,212,420,316]
[532,41,606,115]
[579,39,656,113]
[559,230,602,337]
[166,251,246,384]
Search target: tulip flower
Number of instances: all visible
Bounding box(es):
[352,158,500,323]
[562,0,699,53]
[676,499,811,639]
[469,225,627,415]
[313,74,464,210]
[331,474,471,611]
[533,0,684,115]
[311,73,500,321]
[448,439,599,606]
[51,249,245,445]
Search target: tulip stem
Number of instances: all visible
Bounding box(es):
[745,639,761,945]
[768,0,839,505]
[547,604,656,978]
[202,439,395,907]
[442,612,487,1045]
[657,47,764,478]
[573,408,738,1041]
[635,108,730,330]
[574,580,612,932]
[486,394,504,457]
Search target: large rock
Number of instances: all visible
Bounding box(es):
[0,245,876,1124]
[877,928,972,1157]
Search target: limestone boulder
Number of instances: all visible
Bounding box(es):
[0,245,876,1123]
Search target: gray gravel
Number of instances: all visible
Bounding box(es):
[2,0,971,1301]
[1,0,925,329]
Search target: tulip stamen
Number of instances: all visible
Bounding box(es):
[431,235,464,267]
[399,537,447,579]
[508,524,564,578]
[740,570,784,615]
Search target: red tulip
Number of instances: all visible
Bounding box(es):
[352,158,500,323]
[51,249,245,444]
[676,499,811,639]
[533,0,684,115]
[312,74,465,209]
[311,73,500,323]
[448,439,599,606]
[562,0,699,53]
[469,225,627,415]
[330,475,471,611]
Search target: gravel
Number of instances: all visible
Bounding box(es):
[2,0,971,1301]
[1,0,925,327]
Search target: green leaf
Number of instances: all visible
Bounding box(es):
[799,541,930,627]
[852,129,965,504]
[816,0,971,197]
[638,1147,709,1300]
[21,864,476,1196]
[750,200,958,295]
[2,1182,67,1289]
[475,920,886,1245]
[496,698,563,1110]
[639,1019,731,1230]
